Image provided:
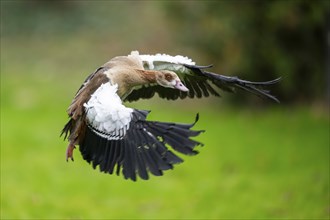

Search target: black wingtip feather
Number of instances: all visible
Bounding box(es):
[200,70,281,103]
[61,118,73,140]
[78,110,203,181]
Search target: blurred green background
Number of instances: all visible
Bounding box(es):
[1,0,329,219]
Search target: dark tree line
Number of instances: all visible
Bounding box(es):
[164,0,329,103]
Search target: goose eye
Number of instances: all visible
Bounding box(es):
[165,74,173,81]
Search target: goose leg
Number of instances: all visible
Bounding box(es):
[66,143,76,161]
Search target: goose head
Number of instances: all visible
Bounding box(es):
[155,70,189,92]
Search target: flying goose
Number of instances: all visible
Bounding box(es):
[61,51,280,181]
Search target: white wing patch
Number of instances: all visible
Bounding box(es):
[84,83,133,140]
[135,51,196,69]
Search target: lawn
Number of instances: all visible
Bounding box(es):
[1,73,329,219]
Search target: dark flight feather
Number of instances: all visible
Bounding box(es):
[125,64,280,102]
[79,110,203,181]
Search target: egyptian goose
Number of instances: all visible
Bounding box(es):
[61,51,280,181]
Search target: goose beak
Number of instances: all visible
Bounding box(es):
[174,80,189,92]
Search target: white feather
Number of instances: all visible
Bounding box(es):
[133,51,196,69]
[84,83,133,140]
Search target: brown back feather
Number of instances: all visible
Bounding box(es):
[68,71,109,119]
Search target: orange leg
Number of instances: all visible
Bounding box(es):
[66,143,76,161]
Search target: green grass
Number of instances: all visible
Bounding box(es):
[1,73,329,219]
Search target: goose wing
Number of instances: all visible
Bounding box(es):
[80,83,203,181]
[124,53,280,102]
[66,67,110,120]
